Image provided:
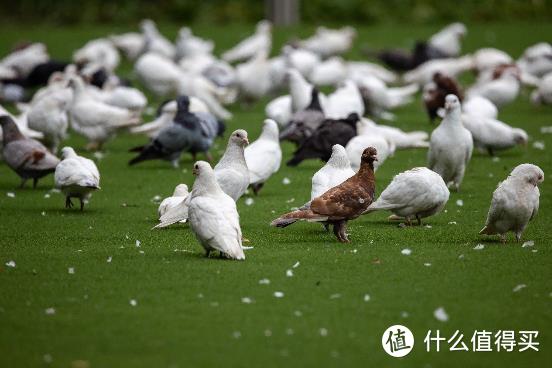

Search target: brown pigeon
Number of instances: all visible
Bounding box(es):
[1,115,60,188]
[271,147,377,243]
[424,72,463,122]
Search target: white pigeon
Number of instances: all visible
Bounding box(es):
[268,55,288,91]
[100,83,148,112]
[472,48,512,73]
[265,95,292,127]
[222,20,271,63]
[310,144,355,199]
[467,66,520,107]
[462,113,528,155]
[480,164,543,242]
[288,68,326,112]
[158,184,189,218]
[188,161,245,260]
[214,129,250,201]
[134,52,182,97]
[0,43,49,78]
[140,19,176,59]
[54,147,100,211]
[346,126,394,172]
[236,49,272,100]
[299,26,356,58]
[428,22,467,57]
[324,80,364,119]
[73,38,120,72]
[518,42,552,78]
[109,32,144,60]
[244,119,281,195]
[364,167,450,225]
[462,96,498,119]
[309,57,348,86]
[403,56,474,85]
[153,184,190,229]
[68,77,140,150]
[531,71,552,105]
[358,118,428,149]
[26,93,69,153]
[0,104,43,141]
[283,46,321,79]
[175,27,214,60]
[347,61,398,84]
[428,94,473,191]
[354,74,418,116]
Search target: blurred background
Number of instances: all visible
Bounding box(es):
[2,0,552,25]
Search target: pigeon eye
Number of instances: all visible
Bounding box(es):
[195,165,198,169]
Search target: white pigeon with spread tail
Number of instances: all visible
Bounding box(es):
[214,129,250,201]
[153,184,190,229]
[428,94,473,191]
[244,119,281,195]
[364,167,449,225]
[480,164,543,242]
[54,146,100,210]
[188,161,245,260]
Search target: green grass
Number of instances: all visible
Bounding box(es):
[1,21,552,368]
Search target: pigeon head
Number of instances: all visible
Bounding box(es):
[176,96,190,112]
[230,129,249,146]
[510,164,544,187]
[173,183,189,196]
[261,119,279,141]
[328,144,350,168]
[361,147,378,163]
[0,115,24,144]
[444,94,461,112]
[192,161,213,177]
[60,146,77,159]
[512,128,528,146]
[256,20,272,33]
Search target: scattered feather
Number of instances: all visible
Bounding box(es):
[6,192,15,198]
[292,261,300,268]
[129,299,137,307]
[5,260,16,268]
[68,267,75,274]
[363,294,371,302]
[274,291,284,298]
[264,329,272,337]
[285,197,295,203]
[513,284,527,292]
[540,126,552,134]
[456,199,464,206]
[241,297,253,304]
[45,307,56,315]
[282,177,291,185]
[44,193,51,199]
[434,306,449,322]
[473,244,485,250]
[244,197,254,206]
[232,331,242,339]
[135,240,141,247]
[107,256,112,263]
[522,240,534,248]
[286,269,294,277]
[330,293,341,299]
[319,328,328,337]
[401,248,412,256]
[259,278,270,285]
[533,141,545,150]
[424,262,432,267]
[401,311,409,318]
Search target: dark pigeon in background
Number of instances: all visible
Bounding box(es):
[0,115,59,188]
[287,113,359,167]
[128,96,217,167]
[280,87,325,146]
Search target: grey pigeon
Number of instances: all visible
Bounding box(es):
[128,96,212,167]
[0,115,59,188]
[280,87,325,146]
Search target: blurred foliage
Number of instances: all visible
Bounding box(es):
[0,0,551,25]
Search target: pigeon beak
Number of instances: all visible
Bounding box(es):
[192,168,199,176]
[372,156,378,161]
[244,138,250,145]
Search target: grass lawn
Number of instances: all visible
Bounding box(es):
[0,21,551,368]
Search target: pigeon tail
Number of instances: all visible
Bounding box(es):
[128,142,165,166]
[271,209,328,228]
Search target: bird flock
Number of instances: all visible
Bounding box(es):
[0,20,548,259]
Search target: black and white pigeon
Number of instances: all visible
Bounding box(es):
[287,113,359,166]
[128,96,213,167]
[279,87,325,146]
[0,115,59,188]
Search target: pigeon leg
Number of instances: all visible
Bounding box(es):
[323,222,330,232]
[205,249,211,258]
[65,196,74,209]
[79,198,85,211]
[205,151,214,163]
[499,234,507,244]
[19,178,27,188]
[515,231,522,242]
[332,222,342,241]
[32,178,39,189]
[405,217,412,226]
[339,222,350,243]
[252,183,264,195]
[487,147,495,156]
[416,215,422,226]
